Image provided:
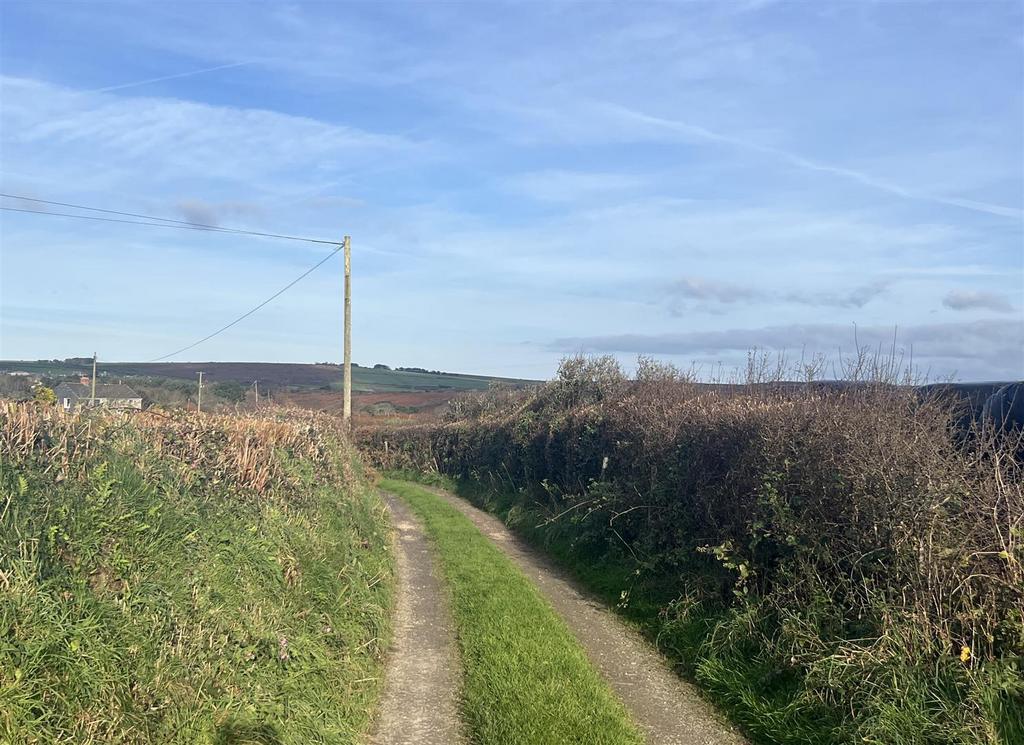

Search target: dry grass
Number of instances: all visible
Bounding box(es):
[1,402,391,744]
[1,403,352,493]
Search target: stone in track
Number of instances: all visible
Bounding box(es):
[422,485,748,745]
[368,494,465,745]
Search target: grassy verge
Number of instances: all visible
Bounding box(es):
[1,405,392,744]
[437,474,829,744]
[390,470,1023,745]
[378,478,643,745]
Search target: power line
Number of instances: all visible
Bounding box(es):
[148,244,344,362]
[2,192,349,362]
[0,205,271,236]
[2,193,226,227]
[0,194,343,246]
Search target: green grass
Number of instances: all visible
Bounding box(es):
[0,422,392,744]
[379,478,643,745]
[390,472,1023,745]
[0,360,536,395]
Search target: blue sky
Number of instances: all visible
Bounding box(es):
[1,1,1021,380]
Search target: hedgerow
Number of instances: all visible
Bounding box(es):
[361,355,1023,744]
[1,403,391,744]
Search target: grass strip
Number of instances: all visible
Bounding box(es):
[379,478,643,745]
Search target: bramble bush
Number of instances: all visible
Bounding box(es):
[361,355,1023,744]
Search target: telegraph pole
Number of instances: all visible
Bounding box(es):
[197,371,204,413]
[343,235,352,427]
[90,353,97,404]
[253,379,259,406]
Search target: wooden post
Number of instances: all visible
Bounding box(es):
[197,371,204,413]
[343,235,352,428]
[90,353,97,404]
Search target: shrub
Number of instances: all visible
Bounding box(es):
[360,356,1023,744]
[32,385,56,405]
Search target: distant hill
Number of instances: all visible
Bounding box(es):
[0,359,537,394]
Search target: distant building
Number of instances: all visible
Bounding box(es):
[53,379,142,411]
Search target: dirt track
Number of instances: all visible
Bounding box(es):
[422,484,748,745]
[368,495,464,745]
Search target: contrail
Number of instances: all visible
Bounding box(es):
[88,61,252,94]
[601,102,1023,221]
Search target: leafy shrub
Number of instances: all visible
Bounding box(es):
[361,355,1023,744]
[32,385,56,405]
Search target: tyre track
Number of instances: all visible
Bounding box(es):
[421,484,747,745]
[368,494,465,745]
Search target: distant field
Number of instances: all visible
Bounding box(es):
[0,360,536,393]
[277,389,461,417]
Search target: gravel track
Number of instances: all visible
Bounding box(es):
[368,494,465,745]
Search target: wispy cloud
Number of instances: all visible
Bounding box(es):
[668,277,759,304]
[782,280,892,309]
[0,75,421,192]
[88,61,253,94]
[176,199,265,227]
[667,276,892,313]
[597,102,1023,220]
[1,2,1020,379]
[943,290,1016,313]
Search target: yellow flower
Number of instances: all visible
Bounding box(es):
[960,646,971,663]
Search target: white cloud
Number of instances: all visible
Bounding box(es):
[1,2,1020,380]
[0,76,418,191]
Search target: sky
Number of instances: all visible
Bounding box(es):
[0,1,1022,381]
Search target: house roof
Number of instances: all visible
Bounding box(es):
[55,382,141,398]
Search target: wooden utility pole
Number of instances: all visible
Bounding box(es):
[90,353,97,404]
[343,235,352,427]
[197,371,204,413]
[253,379,259,406]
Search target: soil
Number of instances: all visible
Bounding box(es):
[368,495,465,745]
